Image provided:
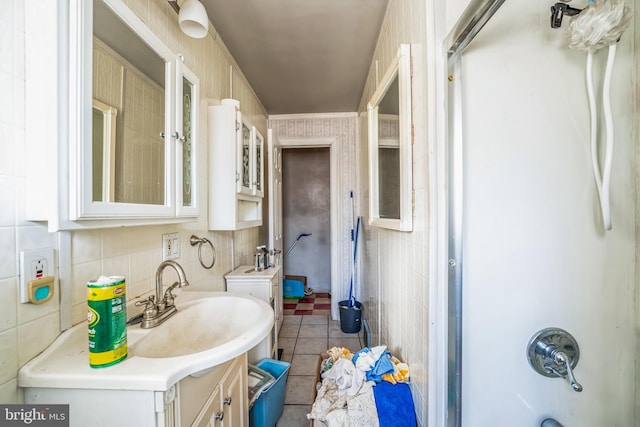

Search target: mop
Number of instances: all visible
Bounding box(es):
[283,233,314,296]
[347,191,361,308]
[567,0,630,231]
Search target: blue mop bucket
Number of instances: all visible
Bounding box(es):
[339,299,362,333]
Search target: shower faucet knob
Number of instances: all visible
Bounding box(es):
[527,327,582,392]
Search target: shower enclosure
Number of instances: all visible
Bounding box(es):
[442,0,637,425]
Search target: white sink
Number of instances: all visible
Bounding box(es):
[18,291,274,391]
[130,295,268,358]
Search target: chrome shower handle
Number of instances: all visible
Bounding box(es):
[543,349,583,392]
[527,327,583,392]
[553,351,583,392]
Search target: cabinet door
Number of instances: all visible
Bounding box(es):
[253,128,264,197]
[220,355,248,427]
[175,57,199,217]
[237,116,253,195]
[191,384,222,427]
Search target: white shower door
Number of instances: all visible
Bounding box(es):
[455,1,636,426]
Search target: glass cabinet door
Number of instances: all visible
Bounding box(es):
[253,127,264,197]
[237,116,253,195]
[176,57,199,216]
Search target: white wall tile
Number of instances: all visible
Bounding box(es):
[0,227,16,279]
[0,379,20,404]
[17,312,60,367]
[0,0,14,76]
[0,175,16,227]
[71,230,102,265]
[0,278,18,332]
[0,328,18,384]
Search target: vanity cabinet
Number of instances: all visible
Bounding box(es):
[186,354,247,427]
[23,354,248,427]
[208,100,263,230]
[225,266,282,363]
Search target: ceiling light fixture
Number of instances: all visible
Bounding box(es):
[168,0,209,39]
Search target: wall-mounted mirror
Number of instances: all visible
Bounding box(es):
[367,44,412,231]
[75,0,175,220]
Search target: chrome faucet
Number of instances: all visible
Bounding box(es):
[135,260,190,328]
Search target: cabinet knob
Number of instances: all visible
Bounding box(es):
[214,411,224,421]
[223,397,232,405]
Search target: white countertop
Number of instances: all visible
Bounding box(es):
[225,264,280,280]
[18,290,273,392]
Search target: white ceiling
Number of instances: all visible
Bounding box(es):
[200,0,389,115]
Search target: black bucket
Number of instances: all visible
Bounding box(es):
[339,300,362,333]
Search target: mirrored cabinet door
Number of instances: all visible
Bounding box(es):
[80,0,175,219]
[253,128,264,197]
[176,57,199,217]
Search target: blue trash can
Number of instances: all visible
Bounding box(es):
[249,359,290,427]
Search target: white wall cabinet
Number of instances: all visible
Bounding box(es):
[26,0,201,231]
[225,266,281,363]
[208,100,263,230]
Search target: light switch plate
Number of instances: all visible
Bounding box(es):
[162,233,180,261]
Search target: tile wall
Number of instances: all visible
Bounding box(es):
[0,0,267,403]
[357,0,430,423]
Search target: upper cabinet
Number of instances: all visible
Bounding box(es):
[25,0,200,230]
[208,99,263,230]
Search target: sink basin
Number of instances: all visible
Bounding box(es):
[130,295,267,358]
[18,291,274,391]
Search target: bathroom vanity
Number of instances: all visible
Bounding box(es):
[23,354,247,427]
[18,291,273,426]
[225,266,282,363]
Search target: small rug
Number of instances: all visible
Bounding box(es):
[283,292,331,315]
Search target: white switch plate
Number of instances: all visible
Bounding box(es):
[162,233,180,261]
[19,248,55,303]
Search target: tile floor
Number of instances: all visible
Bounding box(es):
[275,314,364,426]
[283,293,332,316]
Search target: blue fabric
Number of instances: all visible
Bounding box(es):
[352,348,396,383]
[368,351,394,382]
[373,382,416,427]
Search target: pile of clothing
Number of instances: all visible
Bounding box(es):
[307,346,415,427]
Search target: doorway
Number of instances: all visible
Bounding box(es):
[275,136,340,319]
[282,147,331,293]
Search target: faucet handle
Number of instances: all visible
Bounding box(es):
[163,282,180,307]
[135,295,155,307]
[135,296,158,319]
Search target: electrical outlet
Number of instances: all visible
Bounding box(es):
[19,248,55,303]
[162,233,180,261]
